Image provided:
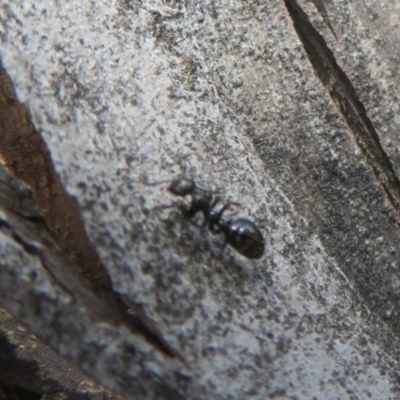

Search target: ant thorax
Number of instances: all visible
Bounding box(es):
[191,188,212,214]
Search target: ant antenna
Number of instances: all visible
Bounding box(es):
[151,201,181,212]
[139,173,172,187]
[145,179,172,187]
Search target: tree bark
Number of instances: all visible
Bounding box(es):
[1,0,400,398]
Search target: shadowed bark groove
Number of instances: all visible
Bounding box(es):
[0,62,110,291]
[0,162,188,399]
[0,307,122,400]
[0,63,183,366]
[284,0,400,216]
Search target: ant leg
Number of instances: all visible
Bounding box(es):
[179,203,197,218]
[202,196,221,229]
[209,196,222,209]
[207,248,215,266]
[152,200,196,215]
[215,202,230,218]
[207,236,228,266]
[218,239,228,259]
[142,177,171,186]
[196,185,221,197]
[151,201,181,212]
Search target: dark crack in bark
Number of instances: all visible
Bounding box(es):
[0,163,189,398]
[284,0,400,218]
[308,0,337,38]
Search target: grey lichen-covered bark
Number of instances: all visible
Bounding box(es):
[1,0,400,398]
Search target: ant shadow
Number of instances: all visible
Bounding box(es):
[141,173,271,300]
[157,207,271,298]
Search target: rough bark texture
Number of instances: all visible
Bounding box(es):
[1,0,400,399]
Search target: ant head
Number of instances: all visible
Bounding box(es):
[168,176,195,197]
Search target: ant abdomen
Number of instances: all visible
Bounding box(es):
[224,218,264,259]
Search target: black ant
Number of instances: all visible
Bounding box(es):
[149,175,265,259]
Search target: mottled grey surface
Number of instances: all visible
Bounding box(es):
[303,0,400,174]
[1,0,400,399]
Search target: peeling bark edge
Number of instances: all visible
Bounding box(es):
[0,61,186,365]
[0,163,190,398]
